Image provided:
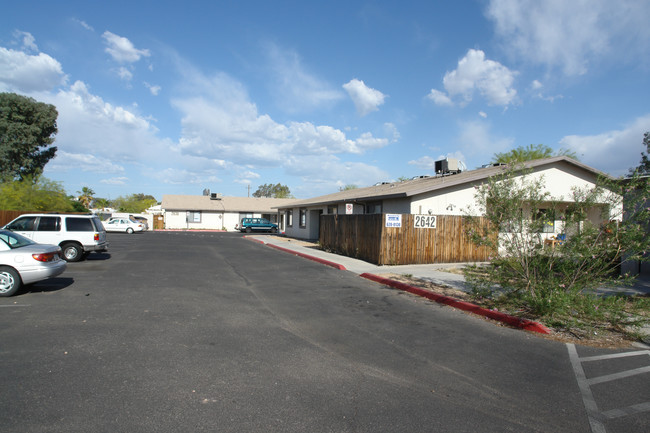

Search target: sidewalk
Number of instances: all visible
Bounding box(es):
[247,235,650,339]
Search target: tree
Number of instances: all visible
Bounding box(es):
[341,184,358,191]
[0,175,74,211]
[492,144,577,164]
[463,164,650,332]
[252,183,292,198]
[111,193,157,213]
[0,93,58,180]
[77,186,95,208]
[629,131,650,176]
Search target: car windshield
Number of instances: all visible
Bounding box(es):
[0,230,36,249]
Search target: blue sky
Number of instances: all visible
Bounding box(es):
[1,0,649,201]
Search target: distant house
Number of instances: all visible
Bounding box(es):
[160,195,298,231]
[275,156,618,241]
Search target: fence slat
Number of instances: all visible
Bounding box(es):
[319,213,493,265]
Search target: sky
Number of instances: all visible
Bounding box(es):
[1,0,649,202]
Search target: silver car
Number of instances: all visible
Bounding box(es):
[0,229,67,297]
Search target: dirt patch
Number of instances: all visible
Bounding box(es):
[265,235,320,248]
[378,273,645,349]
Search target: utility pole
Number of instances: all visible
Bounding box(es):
[247,184,250,197]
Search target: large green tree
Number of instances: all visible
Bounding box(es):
[252,183,292,198]
[112,193,158,213]
[0,93,58,180]
[0,175,74,211]
[492,144,577,164]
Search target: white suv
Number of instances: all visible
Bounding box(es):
[3,214,109,262]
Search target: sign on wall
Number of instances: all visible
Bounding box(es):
[345,203,354,214]
[414,214,436,229]
[385,214,402,228]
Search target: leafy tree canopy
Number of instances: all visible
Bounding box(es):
[252,183,292,198]
[492,144,577,164]
[0,93,58,180]
[342,184,358,190]
[629,131,650,176]
[111,193,158,213]
[0,175,74,211]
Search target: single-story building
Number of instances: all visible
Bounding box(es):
[275,156,618,242]
[160,194,298,231]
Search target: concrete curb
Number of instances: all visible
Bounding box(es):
[360,273,551,334]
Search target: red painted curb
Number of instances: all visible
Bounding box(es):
[265,244,347,271]
[360,273,551,334]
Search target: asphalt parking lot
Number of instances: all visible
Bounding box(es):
[1,231,648,432]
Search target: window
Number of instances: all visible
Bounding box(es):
[188,211,201,223]
[286,210,293,227]
[327,205,338,214]
[366,202,382,214]
[66,217,94,232]
[36,216,60,232]
[299,209,307,228]
[535,209,555,233]
[7,216,36,231]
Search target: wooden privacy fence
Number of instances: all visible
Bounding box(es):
[319,214,493,265]
[0,210,31,227]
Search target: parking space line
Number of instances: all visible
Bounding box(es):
[568,343,650,433]
[586,366,650,386]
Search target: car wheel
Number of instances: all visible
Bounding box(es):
[245,227,252,233]
[0,266,21,297]
[62,242,83,262]
[270,227,277,233]
[126,227,134,234]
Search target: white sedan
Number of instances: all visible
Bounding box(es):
[103,218,145,234]
[0,229,67,297]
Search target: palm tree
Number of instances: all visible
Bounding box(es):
[77,186,95,209]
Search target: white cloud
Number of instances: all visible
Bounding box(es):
[144,82,161,95]
[0,47,67,92]
[102,31,150,63]
[72,19,94,32]
[47,151,125,174]
[171,67,391,167]
[486,0,650,75]
[100,177,129,185]
[408,155,437,170]
[427,89,453,106]
[342,78,387,116]
[559,114,650,176]
[13,30,38,52]
[265,43,344,113]
[116,66,133,81]
[456,119,515,167]
[479,111,487,118]
[428,49,517,107]
[284,154,390,195]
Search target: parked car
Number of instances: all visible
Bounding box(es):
[237,218,278,233]
[104,217,145,234]
[0,229,67,297]
[130,216,149,231]
[3,213,108,262]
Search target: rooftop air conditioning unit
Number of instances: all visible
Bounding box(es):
[210,193,223,200]
[435,158,461,175]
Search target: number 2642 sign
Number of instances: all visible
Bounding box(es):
[414,215,436,229]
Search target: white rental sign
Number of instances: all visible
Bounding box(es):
[385,214,402,228]
[414,214,436,229]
